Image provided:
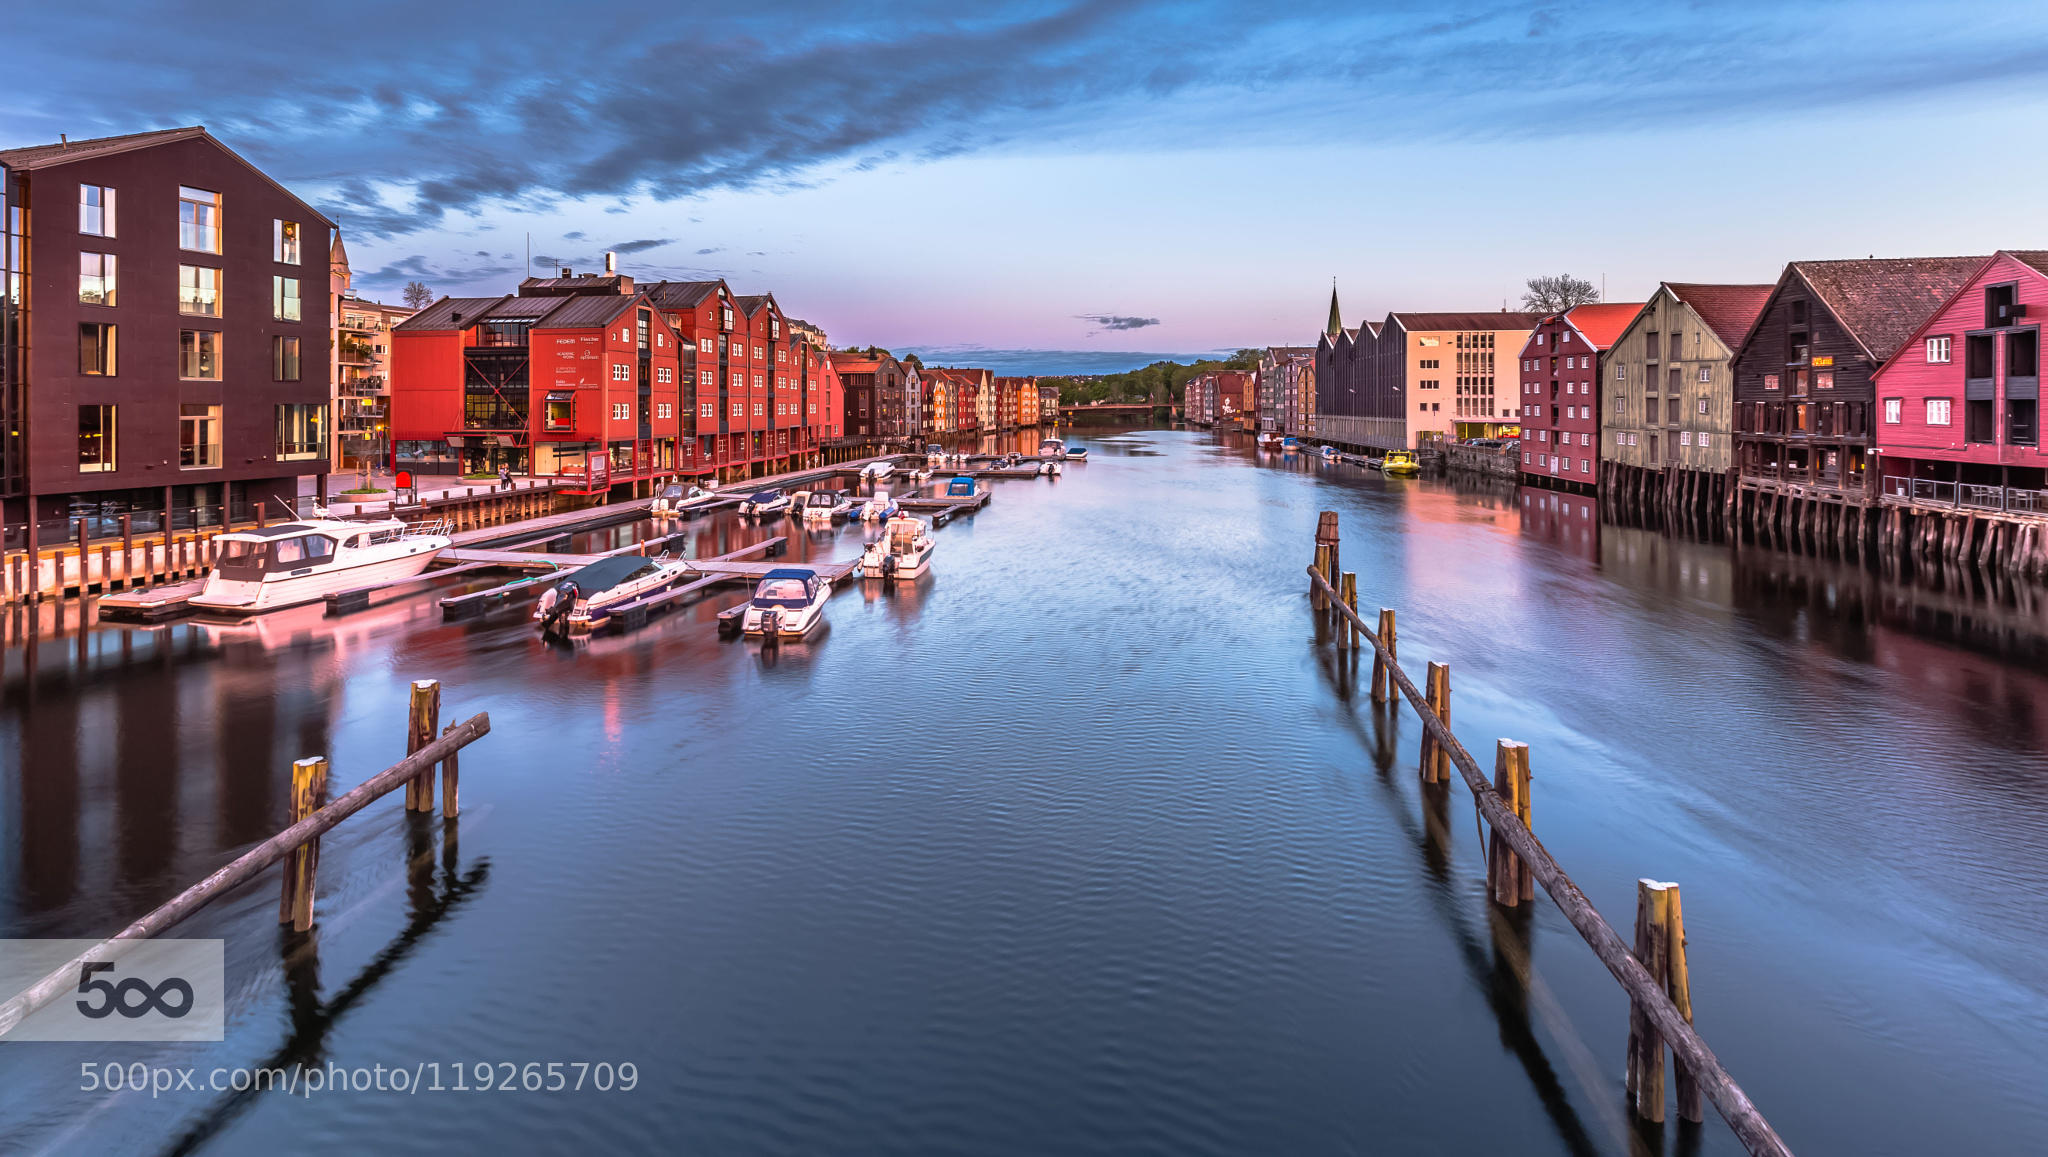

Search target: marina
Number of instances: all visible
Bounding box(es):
[2,429,2045,1156]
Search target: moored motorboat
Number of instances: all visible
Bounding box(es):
[190,517,451,615]
[1380,450,1421,477]
[1064,445,1088,460]
[856,514,936,579]
[1282,436,1301,452]
[1039,436,1068,459]
[859,489,900,521]
[741,567,831,636]
[651,483,715,517]
[738,488,791,517]
[944,475,984,499]
[1319,444,1339,459]
[801,489,855,522]
[1038,459,1062,476]
[1257,431,1283,449]
[859,461,894,483]
[533,554,691,635]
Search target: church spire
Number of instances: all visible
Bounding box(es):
[1326,278,1342,337]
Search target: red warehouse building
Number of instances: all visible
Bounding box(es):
[1517,302,1642,488]
[1873,250,2048,515]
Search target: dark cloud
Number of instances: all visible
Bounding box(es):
[609,238,674,254]
[1078,314,1162,332]
[563,231,587,240]
[696,247,723,255]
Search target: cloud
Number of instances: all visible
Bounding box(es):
[1078,314,1162,332]
[696,247,723,255]
[562,231,587,240]
[608,237,674,254]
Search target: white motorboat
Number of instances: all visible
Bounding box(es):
[651,483,716,517]
[856,515,936,579]
[859,461,894,483]
[533,554,692,634]
[741,567,831,636]
[1064,445,1088,460]
[738,488,791,517]
[801,489,855,522]
[190,517,451,614]
[859,489,899,521]
[1038,459,1063,476]
[1039,436,1067,459]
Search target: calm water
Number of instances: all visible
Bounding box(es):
[2,428,2044,1156]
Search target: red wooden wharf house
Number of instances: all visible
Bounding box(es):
[1871,250,2048,520]
[1516,303,1641,489]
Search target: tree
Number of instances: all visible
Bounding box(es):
[1520,275,1598,313]
[402,281,434,310]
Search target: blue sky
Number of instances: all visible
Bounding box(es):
[7,2,2047,370]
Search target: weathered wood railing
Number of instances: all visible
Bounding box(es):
[0,682,488,1039]
[1306,511,1791,1157]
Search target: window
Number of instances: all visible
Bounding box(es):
[657,403,671,419]
[1580,458,1591,473]
[657,367,672,384]
[80,184,116,236]
[79,252,117,305]
[181,330,222,379]
[274,220,301,264]
[753,373,764,388]
[276,404,326,460]
[1883,398,1902,424]
[730,371,743,389]
[272,276,301,322]
[1536,334,1544,346]
[1680,430,1692,447]
[80,323,117,375]
[1816,371,1834,390]
[1561,332,1572,344]
[1614,396,1625,416]
[2010,329,2039,378]
[612,402,630,420]
[1697,366,1710,383]
[700,402,714,418]
[611,363,630,382]
[1965,333,1995,378]
[78,405,117,471]
[731,402,744,417]
[179,187,222,253]
[180,404,221,468]
[753,402,765,416]
[274,335,301,381]
[1926,336,1952,364]
[1926,398,1952,426]
[545,395,573,431]
[177,265,221,316]
[1763,374,1780,391]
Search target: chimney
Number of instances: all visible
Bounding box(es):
[604,251,616,274]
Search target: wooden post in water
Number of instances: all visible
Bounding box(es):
[1629,879,1676,1122]
[1370,608,1396,704]
[120,514,133,589]
[405,680,441,812]
[440,721,461,817]
[1341,572,1359,650]
[1311,544,1329,610]
[1668,883,1702,1122]
[278,756,328,932]
[1419,662,1450,783]
[1489,740,1532,906]
[1314,510,1339,606]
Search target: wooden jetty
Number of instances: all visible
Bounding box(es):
[607,551,859,633]
[438,537,792,621]
[1304,511,1790,1156]
[898,489,993,527]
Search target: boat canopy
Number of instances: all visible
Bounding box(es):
[658,484,687,499]
[748,489,783,502]
[563,555,663,592]
[753,567,819,607]
[946,476,977,495]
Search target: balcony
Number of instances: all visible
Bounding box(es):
[1884,476,2048,515]
[340,376,386,398]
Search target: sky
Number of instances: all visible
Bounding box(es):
[7,1,2048,372]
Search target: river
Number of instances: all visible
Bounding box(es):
[1,427,2043,1155]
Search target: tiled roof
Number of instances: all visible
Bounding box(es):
[1790,256,1988,361]
[395,296,512,332]
[1560,303,1645,350]
[642,280,722,309]
[733,294,776,316]
[1662,283,1775,348]
[0,125,207,169]
[1999,251,2048,279]
[1392,311,1545,332]
[830,352,882,372]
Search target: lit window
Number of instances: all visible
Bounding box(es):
[180,404,221,468]
[79,323,117,375]
[272,275,301,321]
[179,265,222,316]
[79,253,117,305]
[80,185,117,236]
[1926,398,1952,426]
[276,404,326,460]
[179,187,222,253]
[78,404,117,471]
[180,330,222,380]
[274,336,301,381]
[274,220,301,264]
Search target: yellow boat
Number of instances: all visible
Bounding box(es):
[1380,450,1420,477]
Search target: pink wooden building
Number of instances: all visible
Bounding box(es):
[1872,250,2046,517]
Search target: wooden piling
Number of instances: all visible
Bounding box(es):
[1371,608,1396,704]
[1668,883,1702,1123]
[1419,662,1450,783]
[278,756,328,932]
[405,680,441,811]
[1488,740,1532,906]
[1629,879,1675,1122]
[440,721,461,817]
[1341,572,1359,650]
[1311,544,1330,610]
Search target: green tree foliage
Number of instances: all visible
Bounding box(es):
[1048,353,1260,407]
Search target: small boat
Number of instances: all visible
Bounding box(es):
[1282,436,1301,452]
[1064,445,1088,461]
[190,517,451,614]
[859,489,899,521]
[801,489,855,522]
[1381,450,1421,477]
[944,476,984,499]
[926,443,945,467]
[738,488,791,517]
[859,461,894,482]
[1320,444,1339,459]
[741,567,831,636]
[532,554,691,634]
[1039,436,1067,459]
[651,483,715,517]
[1257,432,1283,450]
[856,514,937,579]
[1038,459,1063,476]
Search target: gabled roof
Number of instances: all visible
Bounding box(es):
[2009,252,2048,278]
[1557,303,1643,350]
[642,280,723,309]
[518,273,633,297]
[396,296,513,332]
[533,292,643,330]
[733,293,777,317]
[1661,283,1775,348]
[0,125,336,228]
[1390,311,1544,332]
[1783,256,1987,362]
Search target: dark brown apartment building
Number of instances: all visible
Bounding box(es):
[0,126,334,549]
